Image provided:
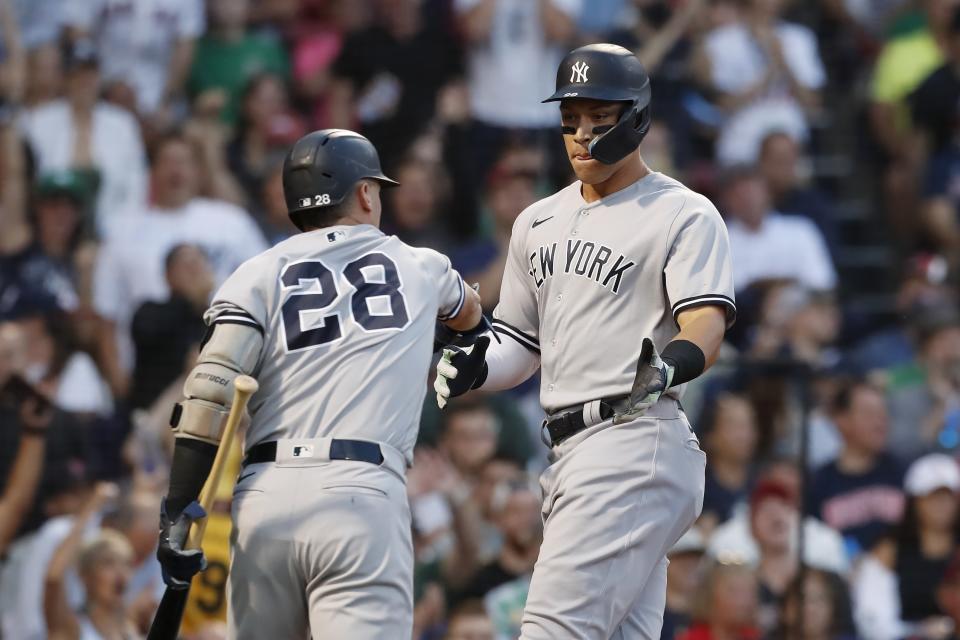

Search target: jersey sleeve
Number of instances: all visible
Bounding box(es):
[415,247,467,320]
[664,199,737,328]
[492,219,540,353]
[204,255,269,334]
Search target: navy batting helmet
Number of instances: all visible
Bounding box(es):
[282,129,398,230]
[543,44,652,165]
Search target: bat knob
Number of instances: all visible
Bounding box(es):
[234,375,259,395]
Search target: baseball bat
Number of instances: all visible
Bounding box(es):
[147,375,259,640]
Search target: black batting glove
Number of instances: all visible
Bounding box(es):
[434,336,490,408]
[157,499,207,589]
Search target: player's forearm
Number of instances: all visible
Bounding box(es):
[443,284,482,332]
[672,306,727,372]
[478,332,540,391]
[165,437,217,518]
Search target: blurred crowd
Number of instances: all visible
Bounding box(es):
[5,0,960,639]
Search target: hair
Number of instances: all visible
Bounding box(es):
[147,129,194,166]
[77,529,133,577]
[777,567,855,638]
[829,377,882,416]
[237,71,289,138]
[890,491,960,551]
[439,397,497,437]
[291,199,350,231]
[164,242,200,272]
[688,559,756,624]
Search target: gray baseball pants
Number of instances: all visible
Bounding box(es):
[520,398,706,640]
[226,438,413,639]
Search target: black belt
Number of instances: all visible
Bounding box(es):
[542,395,626,447]
[242,439,385,468]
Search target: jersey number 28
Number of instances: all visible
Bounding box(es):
[280,253,409,352]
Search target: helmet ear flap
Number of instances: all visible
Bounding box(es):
[587,101,651,165]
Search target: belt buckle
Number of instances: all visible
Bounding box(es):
[540,419,553,448]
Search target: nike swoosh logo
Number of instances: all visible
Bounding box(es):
[237,471,257,484]
[532,216,554,228]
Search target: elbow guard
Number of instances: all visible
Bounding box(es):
[170,321,263,445]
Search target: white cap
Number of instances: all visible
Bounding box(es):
[904,453,960,496]
[669,527,706,556]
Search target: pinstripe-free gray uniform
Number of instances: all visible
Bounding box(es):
[493,172,736,639]
[204,223,465,639]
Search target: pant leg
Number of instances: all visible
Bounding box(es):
[612,556,668,640]
[519,415,705,640]
[227,462,413,640]
[305,480,414,639]
[228,466,311,640]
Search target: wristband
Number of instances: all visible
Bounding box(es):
[661,340,705,387]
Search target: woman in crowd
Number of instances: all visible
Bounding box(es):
[776,568,856,640]
[853,453,960,639]
[44,482,139,640]
[678,560,762,640]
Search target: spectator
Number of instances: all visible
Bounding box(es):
[187,0,289,126]
[910,6,960,154]
[756,131,839,257]
[662,528,707,640]
[253,161,298,245]
[444,599,495,640]
[454,0,580,183]
[329,0,462,166]
[43,483,138,640]
[382,155,455,253]
[886,306,960,462]
[0,456,94,640]
[849,254,954,373]
[20,39,147,235]
[869,0,960,245]
[699,392,760,533]
[453,477,541,604]
[226,73,306,209]
[919,70,960,253]
[289,0,349,130]
[129,243,212,410]
[870,0,958,159]
[694,0,825,167]
[807,380,905,558]
[707,474,849,591]
[853,453,960,639]
[0,393,51,555]
[935,549,960,640]
[93,132,267,398]
[440,399,500,482]
[64,0,205,122]
[776,568,857,640]
[453,155,539,311]
[722,168,836,292]
[1,170,88,322]
[678,560,761,640]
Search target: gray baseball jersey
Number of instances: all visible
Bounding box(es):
[205,223,465,461]
[492,171,736,414]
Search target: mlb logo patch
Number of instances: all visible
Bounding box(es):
[327,231,345,243]
[299,197,312,208]
[293,445,313,458]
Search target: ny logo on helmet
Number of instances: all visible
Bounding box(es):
[571,61,589,83]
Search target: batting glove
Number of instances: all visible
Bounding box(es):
[157,499,207,589]
[434,336,490,409]
[613,338,674,425]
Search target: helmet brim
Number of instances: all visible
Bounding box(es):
[542,86,638,104]
[371,174,400,188]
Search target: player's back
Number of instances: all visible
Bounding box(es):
[208,224,464,461]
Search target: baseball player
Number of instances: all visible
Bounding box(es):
[435,44,736,639]
[154,129,483,639]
